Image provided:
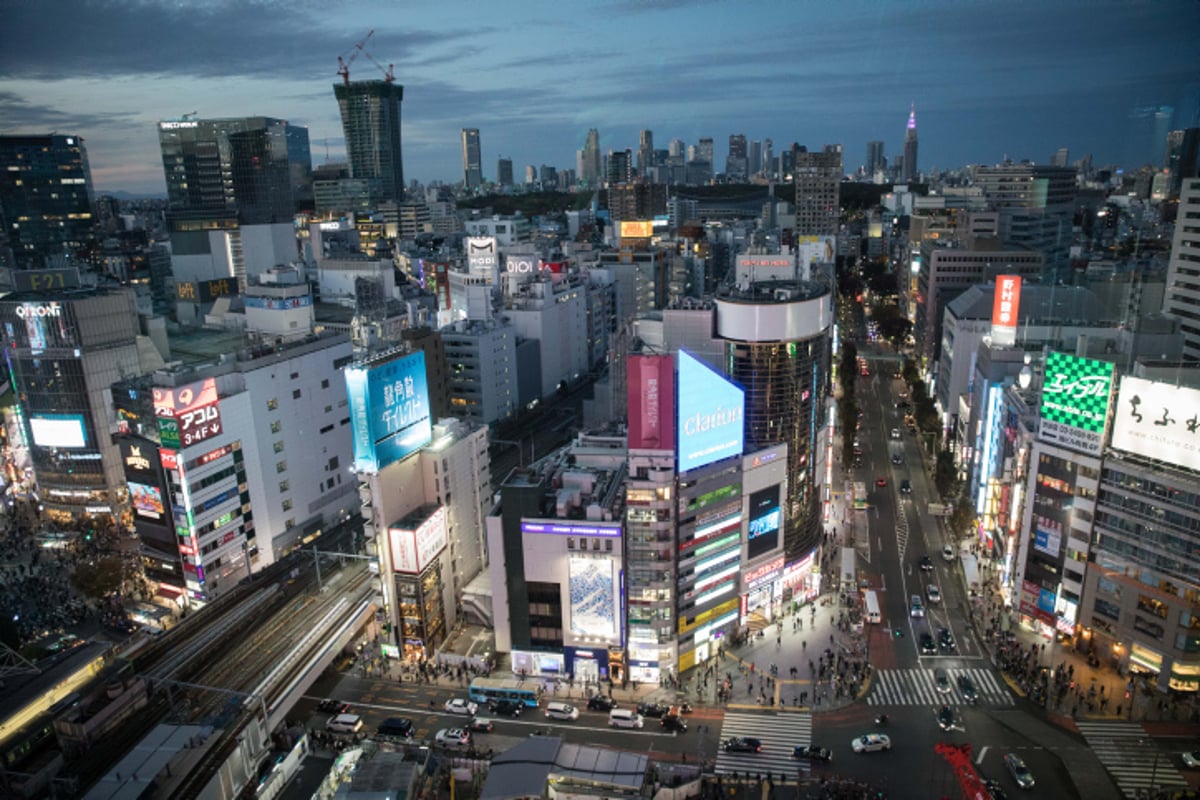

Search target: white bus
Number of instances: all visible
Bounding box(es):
[840,547,857,591]
[862,589,881,624]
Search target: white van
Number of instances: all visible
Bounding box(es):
[326,713,363,734]
[545,702,579,721]
[608,708,644,729]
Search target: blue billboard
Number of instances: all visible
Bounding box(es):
[345,351,433,473]
[677,350,745,472]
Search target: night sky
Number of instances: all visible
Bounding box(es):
[1,0,1196,194]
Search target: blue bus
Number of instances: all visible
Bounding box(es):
[468,677,544,708]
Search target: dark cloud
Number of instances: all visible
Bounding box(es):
[0,0,486,81]
[0,90,140,131]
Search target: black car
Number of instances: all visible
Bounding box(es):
[938,627,956,651]
[318,699,350,714]
[919,555,934,572]
[919,632,937,655]
[793,744,832,762]
[983,779,1009,799]
[936,705,958,731]
[637,702,670,718]
[490,699,523,717]
[661,714,688,733]
[957,675,978,703]
[587,695,618,712]
[723,737,763,753]
[376,717,414,738]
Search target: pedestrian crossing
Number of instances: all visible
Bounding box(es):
[715,711,818,776]
[1074,721,1188,798]
[866,667,1013,707]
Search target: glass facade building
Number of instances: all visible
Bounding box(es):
[334,80,405,205]
[0,134,95,268]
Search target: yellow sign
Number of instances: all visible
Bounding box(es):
[177,282,198,301]
[677,597,739,635]
[620,220,653,239]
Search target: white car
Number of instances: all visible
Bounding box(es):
[444,698,478,716]
[942,545,956,562]
[435,728,472,748]
[927,585,942,604]
[1183,750,1200,768]
[852,733,892,753]
[891,427,901,439]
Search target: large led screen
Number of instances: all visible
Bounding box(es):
[627,354,675,450]
[677,350,744,472]
[30,414,87,449]
[568,555,617,639]
[747,484,781,560]
[345,351,432,473]
[129,482,165,520]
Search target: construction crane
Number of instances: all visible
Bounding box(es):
[336,29,375,85]
[935,742,991,800]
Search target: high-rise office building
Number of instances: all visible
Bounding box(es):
[497,157,514,187]
[716,278,832,566]
[697,138,714,167]
[727,134,748,180]
[1165,129,1200,197]
[0,134,95,268]
[748,140,762,176]
[461,128,482,190]
[794,145,842,237]
[334,80,405,203]
[902,105,919,182]
[1164,179,1200,361]
[973,163,1077,280]
[866,140,885,175]
[607,149,633,185]
[762,139,774,179]
[1051,147,1070,168]
[580,128,601,186]
[158,116,307,225]
[637,129,654,179]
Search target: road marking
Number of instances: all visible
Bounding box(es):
[976,745,988,764]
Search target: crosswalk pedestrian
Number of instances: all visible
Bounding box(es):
[1074,720,1188,798]
[867,667,1013,706]
[715,711,815,776]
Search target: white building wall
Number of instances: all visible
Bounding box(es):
[240,223,298,283]
[506,286,588,398]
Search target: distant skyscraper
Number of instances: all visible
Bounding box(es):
[334,79,405,203]
[748,140,762,176]
[668,138,685,159]
[974,163,1077,280]
[637,129,654,179]
[0,134,94,268]
[497,157,513,187]
[461,128,482,190]
[580,128,601,186]
[697,137,714,166]
[727,134,748,180]
[158,116,304,225]
[902,104,918,182]
[794,145,842,237]
[1051,147,1070,168]
[762,139,774,178]
[525,165,537,184]
[607,149,633,185]
[866,140,884,175]
[1165,128,1200,196]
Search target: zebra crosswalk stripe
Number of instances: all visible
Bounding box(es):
[1074,721,1188,797]
[715,711,816,776]
[867,667,1013,706]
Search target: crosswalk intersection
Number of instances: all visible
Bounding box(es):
[1074,721,1188,798]
[715,711,819,777]
[866,667,1013,706]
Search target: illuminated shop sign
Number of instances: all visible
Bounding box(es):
[677,350,744,472]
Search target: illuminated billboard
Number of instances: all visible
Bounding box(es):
[1038,351,1114,455]
[388,505,447,574]
[746,484,781,560]
[29,414,87,449]
[619,220,653,239]
[1111,377,1200,472]
[466,236,498,274]
[627,354,675,450]
[991,275,1021,347]
[153,378,223,449]
[677,350,744,472]
[129,482,166,520]
[345,351,432,473]
[568,555,617,639]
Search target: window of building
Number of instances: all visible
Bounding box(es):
[328,456,339,471]
[273,440,285,453]
[290,372,299,380]
[267,398,278,411]
[285,518,295,529]
[279,480,289,492]
[292,389,301,399]
[276,460,287,474]
[321,379,330,389]
[567,537,575,549]
[1094,597,1121,621]
[282,499,293,512]
[270,420,282,433]
[1137,594,1169,619]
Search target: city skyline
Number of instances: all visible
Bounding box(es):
[1,0,1197,194]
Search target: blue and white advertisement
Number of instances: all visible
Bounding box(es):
[676,350,745,472]
[345,351,433,473]
[568,555,617,640]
